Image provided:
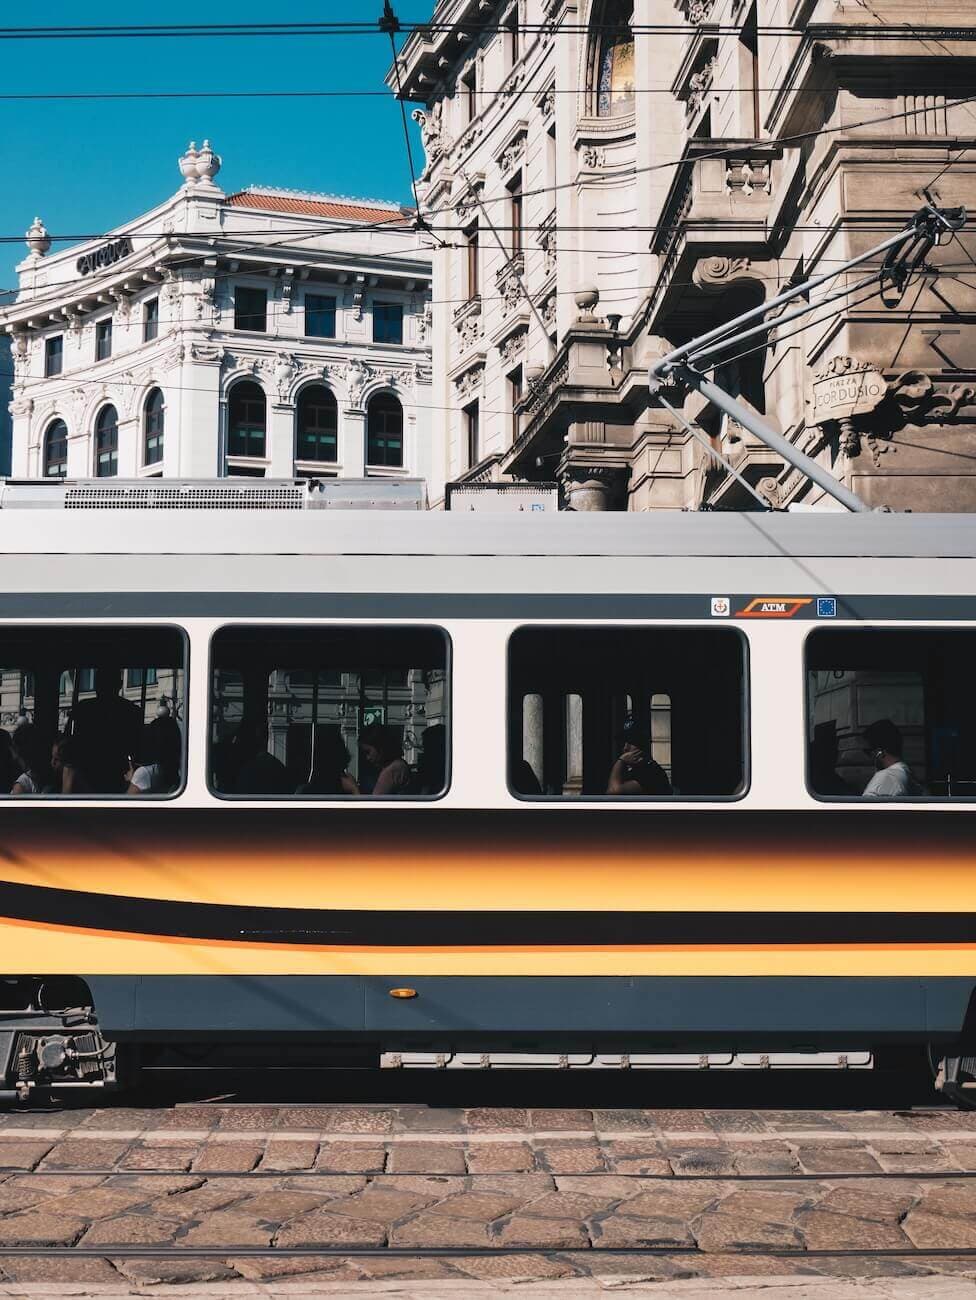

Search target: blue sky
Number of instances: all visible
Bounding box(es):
[0,1,436,292]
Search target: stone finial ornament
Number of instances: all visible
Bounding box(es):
[25,217,50,258]
[178,140,222,188]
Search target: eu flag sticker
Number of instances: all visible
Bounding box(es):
[817,597,837,618]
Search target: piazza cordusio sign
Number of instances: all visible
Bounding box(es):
[77,235,133,277]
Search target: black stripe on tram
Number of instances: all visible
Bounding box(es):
[0,881,974,946]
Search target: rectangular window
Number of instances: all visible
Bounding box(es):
[806,628,976,799]
[465,223,480,299]
[373,301,404,345]
[740,3,761,137]
[508,173,523,255]
[95,320,113,361]
[143,297,159,343]
[461,67,477,125]
[234,286,268,332]
[505,6,520,67]
[464,401,480,469]
[508,626,747,798]
[508,365,523,444]
[305,293,337,338]
[209,625,449,798]
[0,626,186,798]
[44,336,63,377]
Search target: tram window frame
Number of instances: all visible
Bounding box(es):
[804,625,976,803]
[206,623,452,802]
[506,623,751,802]
[0,623,190,802]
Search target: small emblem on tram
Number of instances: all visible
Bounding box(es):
[735,597,813,618]
[710,597,730,617]
[817,597,837,618]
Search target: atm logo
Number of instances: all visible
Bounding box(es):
[735,597,813,619]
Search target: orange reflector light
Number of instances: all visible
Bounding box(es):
[389,988,418,999]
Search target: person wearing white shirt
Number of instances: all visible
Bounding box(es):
[861,719,923,798]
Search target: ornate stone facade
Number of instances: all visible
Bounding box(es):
[392,0,976,511]
[1,144,436,494]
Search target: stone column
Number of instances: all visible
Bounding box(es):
[269,402,295,477]
[342,408,367,477]
[178,347,222,476]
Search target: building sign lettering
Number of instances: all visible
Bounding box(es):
[811,355,886,423]
[77,236,133,277]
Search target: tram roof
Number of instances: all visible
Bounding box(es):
[1,509,976,560]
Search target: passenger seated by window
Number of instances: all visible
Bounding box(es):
[415,724,446,796]
[295,727,360,796]
[606,716,672,796]
[126,717,182,795]
[359,723,414,796]
[70,668,143,794]
[10,724,52,796]
[861,719,923,797]
[49,734,86,795]
[230,717,292,796]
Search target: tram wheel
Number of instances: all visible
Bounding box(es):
[928,1046,976,1110]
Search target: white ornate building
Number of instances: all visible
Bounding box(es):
[392,0,976,512]
[1,144,437,495]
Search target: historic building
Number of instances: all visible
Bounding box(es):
[392,0,976,511]
[0,144,436,496]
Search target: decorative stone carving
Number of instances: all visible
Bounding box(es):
[454,363,485,400]
[413,361,433,386]
[725,156,772,196]
[539,292,557,327]
[692,256,756,294]
[686,60,716,118]
[9,397,34,417]
[273,352,298,400]
[454,297,483,350]
[25,217,51,258]
[811,355,887,424]
[537,211,557,276]
[561,465,627,511]
[178,139,222,190]
[498,328,528,365]
[110,289,131,321]
[575,286,600,322]
[417,302,433,344]
[345,357,371,405]
[581,146,605,170]
[539,85,556,119]
[190,342,223,363]
[412,102,446,172]
[888,370,976,425]
[454,183,483,226]
[498,132,527,176]
[195,278,217,321]
[497,257,525,314]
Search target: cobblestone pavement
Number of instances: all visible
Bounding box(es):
[2,1103,976,1295]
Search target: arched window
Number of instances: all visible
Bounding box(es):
[296,385,338,463]
[593,0,635,117]
[366,393,404,468]
[94,404,119,478]
[227,381,267,460]
[144,388,165,466]
[42,419,68,479]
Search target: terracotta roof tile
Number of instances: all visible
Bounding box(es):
[226,191,411,226]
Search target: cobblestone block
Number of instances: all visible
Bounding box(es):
[321,1107,395,1134]
[795,1144,883,1173]
[815,1183,918,1222]
[465,1142,536,1172]
[451,1252,576,1280]
[875,1147,958,1173]
[0,1210,86,1245]
[0,1257,120,1284]
[732,1143,799,1175]
[539,1142,606,1173]
[711,1188,811,1222]
[155,1105,223,1129]
[0,1142,53,1170]
[387,1142,467,1174]
[231,1188,326,1221]
[617,1183,726,1219]
[259,1139,319,1170]
[476,1173,555,1197]
[276,1208,387,1247]
[519,1189,618,1220]
[764,1110,842,1130]
[555,1175,638,1199]
[316,1142,386,1173]
[112,1257,240,1285]
[285,1174,368,1195]
[228,1254,354,1280]
[386,1211,488,1247]
[117,1141,198,1171]
[215,1106,279,1130]
[428,1189,524,1220]
[592,1212,694,1249]
[465,1107,531,1130]
[596,1108,670,1131]
[190,1141,263,1172]
[37,1184,155,1219]
[694,1210,803,1252]
[903,1208,976,1249]
[39,1139,131,1168]
[794,1207,912,1250]
[76,1108,147,1130]
[493,1213,590,1248]
[329,1184,437,1223]
[354,1256,461,1279]
[149,1182,251,1219]
[942,1141,976,1170]
[915,1183,976,1218]
[707,1110,771,1132]
[531,1108,594,1130]
[180,1211,274,1246]
[79,1212,182,1246]
[670,1145,738,1176]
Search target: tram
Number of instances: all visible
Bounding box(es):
[1,500,975,1104]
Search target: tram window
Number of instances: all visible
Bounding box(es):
[508,627,747,798]
[0,626,186,798]
[806,628,976,799]
[209,625,449,798]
